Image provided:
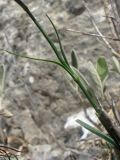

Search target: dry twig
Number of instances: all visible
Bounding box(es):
[65,29,120,41]
[83,0,120,57]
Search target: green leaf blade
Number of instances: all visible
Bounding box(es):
[71,50,78,69]
[14,0,64,64]
[1,49,64,68]
[46,14,69,66]
[96,56,109,82]
[76,119,117,148]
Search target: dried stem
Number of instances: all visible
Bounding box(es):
[83,0,120,58]
[65,29,120,41]
[111,100,120,126]
[114,0,120,18]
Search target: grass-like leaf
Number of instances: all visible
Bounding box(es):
[76,119,117,148]
[1,49,64,68]
[71,50,78,69]
[14,0,64,64]
[3,0,119,149]
[12,0,101,113]
[46,14,69,66]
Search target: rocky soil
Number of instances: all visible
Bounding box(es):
[0,0,120,159]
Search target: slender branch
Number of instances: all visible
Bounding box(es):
[65,29,120,41]
[114,0,120,18]
[83,0,120,58]
[102,0,120,41]
[0,145,22,153]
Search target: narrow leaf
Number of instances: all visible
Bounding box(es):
[71,50,78,69]
[1,49,64,68]
[68,66,89,93]
[13,0,100,113]
[46,14,69,66]
[96,56,109,81]
[76,119,117,147]
[70,66,100,111]
[14,0,64,64]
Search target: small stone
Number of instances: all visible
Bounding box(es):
[29,76,34,84]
